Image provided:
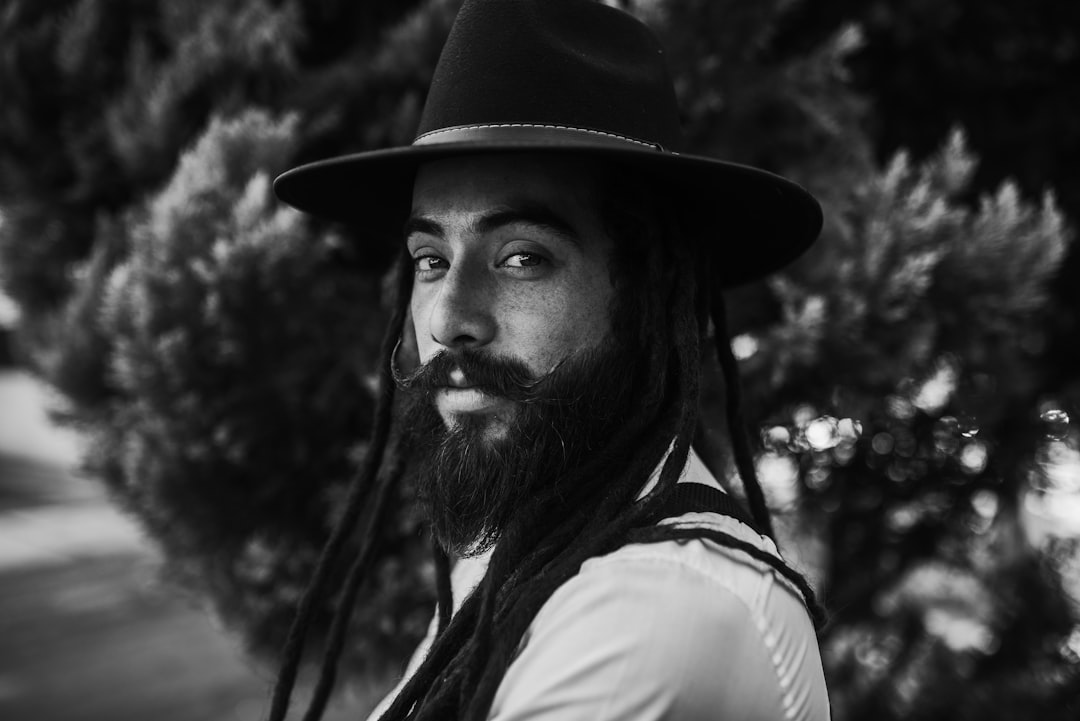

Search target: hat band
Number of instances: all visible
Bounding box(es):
[413,123,665,151]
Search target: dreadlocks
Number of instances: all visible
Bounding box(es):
[266,247,415,721]
[267,160,824,721]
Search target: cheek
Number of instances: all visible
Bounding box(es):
[499,277,614,371]
[565,262,618,342]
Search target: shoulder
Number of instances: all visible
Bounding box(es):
[490,530,830,721]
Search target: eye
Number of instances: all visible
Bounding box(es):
[413,254,448,278]
[500,252,547,269]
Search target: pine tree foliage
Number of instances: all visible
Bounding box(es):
[95,109,432,669]
[0,0,446,675]
[0,0,299,313]
[0,0,435,349]
[632,2,1079,717]
[103,1,302,186]
[745,129,1067,410]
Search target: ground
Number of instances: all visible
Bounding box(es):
[0,372,390,721]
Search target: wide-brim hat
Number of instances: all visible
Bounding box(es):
[274,0,822,287]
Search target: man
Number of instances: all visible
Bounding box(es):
[269,1,830,719]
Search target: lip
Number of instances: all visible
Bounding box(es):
[435,386,513,415]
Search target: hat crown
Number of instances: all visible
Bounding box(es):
[416,0,684,151]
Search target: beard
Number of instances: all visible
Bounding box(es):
[398,340,642,556]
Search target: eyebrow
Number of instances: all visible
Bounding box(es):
[404,201,583,247]
[476,203,582,246]
[403,215,443,240]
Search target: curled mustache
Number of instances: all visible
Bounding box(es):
[393,347,559,403]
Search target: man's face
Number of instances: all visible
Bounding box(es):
[400,155,644,555]
[406,154,617,438]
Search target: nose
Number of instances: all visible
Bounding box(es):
[427,263,495,350]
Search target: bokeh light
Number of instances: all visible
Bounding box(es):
[731,333,759,361]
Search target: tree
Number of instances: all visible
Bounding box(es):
[0,0,455,675]
[640,0,1080,716]
[772,0,1080,433]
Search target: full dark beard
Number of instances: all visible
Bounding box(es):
[400,343,641,556]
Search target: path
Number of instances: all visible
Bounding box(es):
[0,372,390,720]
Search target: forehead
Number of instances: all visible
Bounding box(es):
[410,154,602,222]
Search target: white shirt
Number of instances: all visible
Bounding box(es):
[368,450,831,720]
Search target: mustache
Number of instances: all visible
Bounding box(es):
[393,348,553,403]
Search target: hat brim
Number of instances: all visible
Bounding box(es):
[273,141,821,287]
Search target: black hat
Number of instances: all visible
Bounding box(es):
[273,0,822,286]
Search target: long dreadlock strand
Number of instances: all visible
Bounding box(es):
[455,515,540,707]
[379,587,487,721]
[640,232,702,509]
[689,239,725,481]
[433,539,453,635]
[302,448,408,721]
[627,524,829,629]
[267,252,414,721]
[709,289,776,541]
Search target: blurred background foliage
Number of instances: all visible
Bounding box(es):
[0,0,1077,716]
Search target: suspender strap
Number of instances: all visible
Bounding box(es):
[649,483,762,535]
